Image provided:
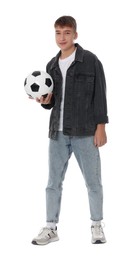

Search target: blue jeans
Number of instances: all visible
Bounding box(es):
[46,131,103,222]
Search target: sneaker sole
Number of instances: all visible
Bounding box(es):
[92,239,106,244]
[32,237,59,246]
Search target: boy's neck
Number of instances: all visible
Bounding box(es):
[60,44,76,59]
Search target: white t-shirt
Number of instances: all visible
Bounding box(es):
[58,49,76,131]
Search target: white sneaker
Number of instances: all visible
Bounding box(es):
[91,224,106,244]
[32,227,59,245]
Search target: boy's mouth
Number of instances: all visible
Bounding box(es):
[59,42,67,45]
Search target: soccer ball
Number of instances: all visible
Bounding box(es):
[24,71,53,99]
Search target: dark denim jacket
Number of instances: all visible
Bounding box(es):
[42,43,108,139]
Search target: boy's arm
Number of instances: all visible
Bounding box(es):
[41,62,55,109]
[93,58,108,147]
[93,58,108,124]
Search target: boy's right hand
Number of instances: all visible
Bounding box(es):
[35,93,53,104]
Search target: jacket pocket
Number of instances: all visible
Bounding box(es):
[75,73,95,95]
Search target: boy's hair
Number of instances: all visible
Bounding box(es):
[54,16,77,32]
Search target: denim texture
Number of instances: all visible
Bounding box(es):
[46,132,103,222]
[42,43,108,139]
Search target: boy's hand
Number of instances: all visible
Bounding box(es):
[94,124,107,147]
[36,93,53,104]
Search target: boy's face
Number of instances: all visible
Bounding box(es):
[55,26,78,52]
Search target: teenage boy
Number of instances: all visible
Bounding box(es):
[32,15,108,245]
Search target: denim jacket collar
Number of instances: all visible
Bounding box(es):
[50,43,84,70]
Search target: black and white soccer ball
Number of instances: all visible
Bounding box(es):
[24,71,53,99]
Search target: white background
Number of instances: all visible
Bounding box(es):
[0,0,138,259]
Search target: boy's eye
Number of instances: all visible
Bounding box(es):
[55,31,71,35]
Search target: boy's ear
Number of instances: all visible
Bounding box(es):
[74,32,78,40]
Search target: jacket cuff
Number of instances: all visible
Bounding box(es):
[94,115,109,124]
[41,103,54,110]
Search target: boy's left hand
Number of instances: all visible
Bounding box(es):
[36,93,53,104]
[94,124,107,147]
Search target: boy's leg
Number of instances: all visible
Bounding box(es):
[46,132,72,224]
[71,136,103,221]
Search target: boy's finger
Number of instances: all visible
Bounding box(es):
[36,98,40,102]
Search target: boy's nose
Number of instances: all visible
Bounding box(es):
[60,34,65,41]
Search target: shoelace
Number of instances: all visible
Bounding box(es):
[94,225,103,236]
[38,227,52,236]
[92,222,105,236]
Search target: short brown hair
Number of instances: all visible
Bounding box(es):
[54,16,77,32]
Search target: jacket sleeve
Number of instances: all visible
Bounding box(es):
[41,62,55,110]
[93,58,109,124]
